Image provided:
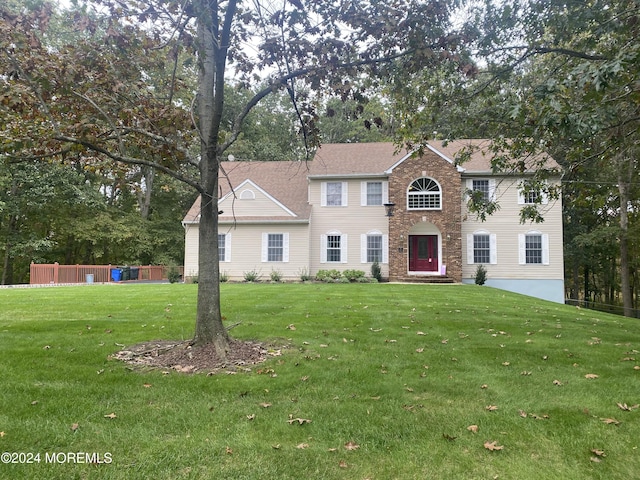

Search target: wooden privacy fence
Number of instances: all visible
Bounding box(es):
[29,263,183,285]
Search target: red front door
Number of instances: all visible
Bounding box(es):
[409,235,439,272]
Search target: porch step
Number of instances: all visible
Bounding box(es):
[396,276,456,284]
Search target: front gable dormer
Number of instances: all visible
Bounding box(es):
[219,179,297,218]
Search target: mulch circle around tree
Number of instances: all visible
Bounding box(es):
[111,339,270,374]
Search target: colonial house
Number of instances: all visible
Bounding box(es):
[183,141,565,303]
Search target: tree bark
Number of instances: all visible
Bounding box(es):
[191,0,237,355]
[617,160,634,317]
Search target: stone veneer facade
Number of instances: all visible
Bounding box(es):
[387,150,463,282]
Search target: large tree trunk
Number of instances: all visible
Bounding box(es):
[618,164,633,317]
[191,0,237,355]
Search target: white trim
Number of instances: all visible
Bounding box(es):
[360,180,387,206]
[467,231,497,265]
[239,189,255,200]
[490,233,497,265]
[341,234,348,263]
[385,144,465,174]
[519,231,549,265]
[261,232,268,262]
[322,181,348,207]
[360,230,386,264]
[262,232,289,263]
[518,180,549,205]
[283,233,290,262]
[219,232,231,262]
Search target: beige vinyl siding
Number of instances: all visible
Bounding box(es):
[310,177,389,277]
[183,223,200,281]
[218,223,309,281]
[461,176,564,280]
[182,223,308,281]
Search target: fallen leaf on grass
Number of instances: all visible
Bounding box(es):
[634,365,640,370]
[416,348,424,353]
[617,403,639,411]
[259,402,272,408]
[553,380,563,386]
[286,324,296,330]
[104,413,117,419]
[71,423,79,431]
[601,418,620,425]
[502,362,510,366]
[442,433,457,441]
[143,383,152,388]
[339,460,348,468]
[31,400,38,405]
[296,443,309,449]
[300,376,309,382]
[480,384,488,389]
[416,331,426,336]
[485,405,498,411]
[519,410,528,418]
[591,448,605,457]
[271,444,281,450]
[584,374,599,379]
[467,425,479,433]
[484,441,504,451]
[246,414,256,420]
[344,441,360,450]
[287,416,312,425]
[0,431,5,437]
[225,446,233,455]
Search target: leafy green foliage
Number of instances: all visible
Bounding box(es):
[371,261,382,282]
[474,264,487,286]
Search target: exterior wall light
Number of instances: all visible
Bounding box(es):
[384,202,396,217]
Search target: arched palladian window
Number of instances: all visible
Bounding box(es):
[407,177,441,210]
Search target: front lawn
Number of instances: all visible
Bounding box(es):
[0,283,638,479]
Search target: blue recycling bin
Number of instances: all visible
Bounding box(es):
[111,268,122,282]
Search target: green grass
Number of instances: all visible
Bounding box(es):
[0,283,639,479]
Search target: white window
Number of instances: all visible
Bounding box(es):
[518,181,549,205]
[361,232,388,263]
[407,178,441,210]
[261,233,289,262]
[218,233,231,262]
[467,232,497,264]
[320,232,347,263]
[321,181,348,206]
[239,189,255,200]
[466,179,496,202]
[360,181,388,206]
[518,232,549,265]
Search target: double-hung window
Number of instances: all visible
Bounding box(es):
[518,181,549,205]
[321,232,347,263]
[360,231,388,263]
[261,233,289,262]
[360,181,384,206]
[467,231,497,265]
[322,182,347,206]
[518,231,549,265]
